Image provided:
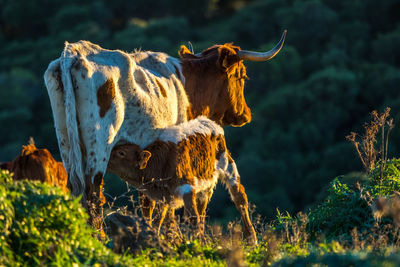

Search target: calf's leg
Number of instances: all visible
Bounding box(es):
[196,189,213,232]
[163,208,181,240]
[139,192,156,227]
[153,203,169,235]
[182,187,201,235]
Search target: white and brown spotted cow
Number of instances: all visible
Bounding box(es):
[44,31,286,232]
[107,116,257,243]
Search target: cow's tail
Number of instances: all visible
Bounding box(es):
[60,43,85,197]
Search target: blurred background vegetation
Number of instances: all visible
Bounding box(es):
[1,0,400,222]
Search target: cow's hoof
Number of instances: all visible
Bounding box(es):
[246,233,258,246]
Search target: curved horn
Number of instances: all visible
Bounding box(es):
[188,41,194,54]
[237,30,287,61]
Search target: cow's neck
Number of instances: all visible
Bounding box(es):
[181,70,226,124]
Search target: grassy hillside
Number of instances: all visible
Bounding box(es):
[3,148,400,266]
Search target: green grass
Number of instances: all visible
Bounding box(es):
[3,159,400,266]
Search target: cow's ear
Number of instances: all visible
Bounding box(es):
[217,44,240,71]
[138,150,152,169]
[179,45,193,58]
[179,45,199,59]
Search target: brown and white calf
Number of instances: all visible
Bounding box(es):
[107,116,257,243]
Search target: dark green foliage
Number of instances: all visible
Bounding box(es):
[302,159,400,240]
[369,159,400,195]
[274,250,400,267]
[307,178,373,238]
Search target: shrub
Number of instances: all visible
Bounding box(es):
[307,158,400,241]
[273,250,400,267]
[0,170,133,266]
[307,177,373,238]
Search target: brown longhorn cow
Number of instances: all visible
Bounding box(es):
[44,31,286,233]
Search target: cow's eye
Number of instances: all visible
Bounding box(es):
[118,150,126,157]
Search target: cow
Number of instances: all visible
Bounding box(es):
[2,144,69,193]
[107,116,257,243]
[44,30,286,232]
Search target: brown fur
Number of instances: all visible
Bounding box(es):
[108,132,257,243]
[155,78,167,97]
[179,43,251,126]
[108,134,222,234]
[8,144,106,239]
[108,135,220,203]
[97,78,115,118]
[8,144,68,193]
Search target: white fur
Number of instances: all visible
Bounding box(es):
[215,152,240,186]
[45,41,190,197]
[175,175,217,199]
[193,174,219,193]
[226,161,240,186]
[216,152,229,171]
[159,116,224,144]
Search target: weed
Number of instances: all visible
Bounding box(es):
[346,107,394,179]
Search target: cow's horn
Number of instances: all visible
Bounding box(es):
[237,30,287,61]
[188,41,194,54]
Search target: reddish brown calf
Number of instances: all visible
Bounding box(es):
[4,144,107,239]
[3,144,68,192]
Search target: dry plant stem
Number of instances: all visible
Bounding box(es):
[380,124,385,188]
[384,119,394,169]
[346,133,368,172]
[346,107,393,178]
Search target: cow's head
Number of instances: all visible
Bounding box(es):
[179,30,286,127]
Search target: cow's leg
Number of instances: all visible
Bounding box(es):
[226,181,257,245]
[85,173,106,240]
[139,192,155,227]
[219,152,257,245]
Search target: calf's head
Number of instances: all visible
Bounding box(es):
[179,30,286,127]
[108,144,152,177]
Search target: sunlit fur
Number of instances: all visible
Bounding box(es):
[107,117,257,243]
[179,43,251,126]
[8,144,68,193]
[44,41,189,200]
[44,41,255,233]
